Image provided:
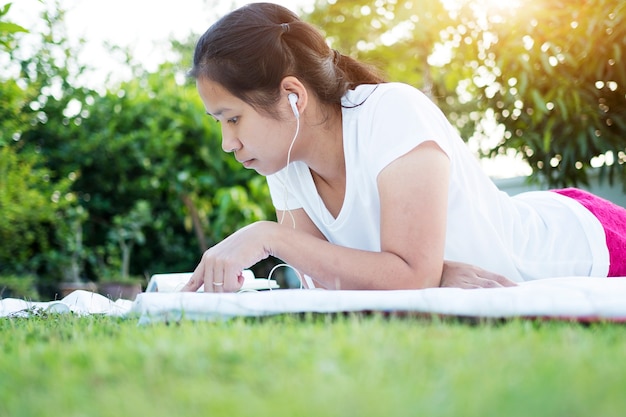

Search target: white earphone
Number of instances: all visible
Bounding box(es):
[279,92,301,229]
[288,93,299,119]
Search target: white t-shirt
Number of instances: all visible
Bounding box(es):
[266,83,609,281]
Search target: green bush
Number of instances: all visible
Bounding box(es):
[0,146,71,275]
[0,273,39,300]
[2,4,274,292]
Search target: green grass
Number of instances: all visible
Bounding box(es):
[1,313,625,417]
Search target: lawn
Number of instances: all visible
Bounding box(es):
[1,313,625,417]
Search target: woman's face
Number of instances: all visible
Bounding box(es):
[196,77,296,176]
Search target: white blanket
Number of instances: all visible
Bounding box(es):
[2,277,626,323]
[0,290,133,317]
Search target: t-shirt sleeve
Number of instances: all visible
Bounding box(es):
[362,84,454,178]
[268,84,454,212]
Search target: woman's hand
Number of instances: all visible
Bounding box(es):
[440,260,517,289]
[180,221,276,293]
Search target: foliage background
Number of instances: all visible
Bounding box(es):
[1,0,625,298]
[309,0,626,186]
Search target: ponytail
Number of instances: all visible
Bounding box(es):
[331,49,385,92]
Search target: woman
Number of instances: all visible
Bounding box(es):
[182,2,626,293]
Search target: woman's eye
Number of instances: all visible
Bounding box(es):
[227,116,239,125]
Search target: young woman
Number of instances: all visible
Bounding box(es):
[182,2,626,293]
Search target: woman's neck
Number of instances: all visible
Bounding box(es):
[300,102,344,183]
[300,102,346,218]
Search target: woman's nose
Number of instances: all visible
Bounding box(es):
[221,130,241,153]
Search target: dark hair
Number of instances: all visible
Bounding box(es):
[189,2,385,116]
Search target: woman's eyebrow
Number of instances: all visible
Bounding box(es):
[206,107,231,117]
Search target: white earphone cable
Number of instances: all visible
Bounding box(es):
[278,114,299,229]
[274,97,312,289]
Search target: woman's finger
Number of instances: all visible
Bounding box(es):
[477,278,503,288]
[486,272,517,287]
[222,265,245,293]
[180,262,205,292]
[206,262,223,293]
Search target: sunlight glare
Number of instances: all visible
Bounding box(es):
[474,0,522,12]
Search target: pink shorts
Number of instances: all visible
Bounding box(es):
[552,188,626,277]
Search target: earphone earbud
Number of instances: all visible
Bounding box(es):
[288,93,299,119]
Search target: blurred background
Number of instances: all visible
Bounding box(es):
[1,0,624,299]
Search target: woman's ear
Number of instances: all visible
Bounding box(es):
[281,76,307,119]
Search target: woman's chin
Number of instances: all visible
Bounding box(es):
[253,165,281,177]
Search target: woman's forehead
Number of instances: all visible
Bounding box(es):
[197,78,239,113]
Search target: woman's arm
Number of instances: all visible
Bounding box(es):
[180,216,516,292]
[182,141,451,291]
[275,157,517,289]
[269,141,449,290]
[181,140,516,291]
